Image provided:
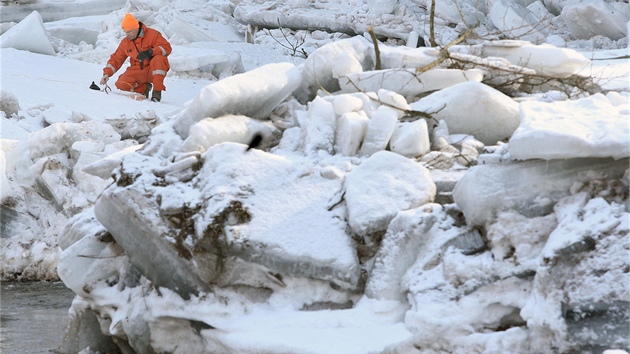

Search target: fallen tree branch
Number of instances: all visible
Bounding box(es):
[446,51,602,97]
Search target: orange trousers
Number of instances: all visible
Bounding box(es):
[115,56,170,94]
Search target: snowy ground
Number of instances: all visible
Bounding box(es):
[1,0,629,353]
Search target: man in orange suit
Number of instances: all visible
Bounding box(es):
[100,13,171,102]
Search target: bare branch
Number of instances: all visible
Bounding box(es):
[429,0,438,47]
[416,26,476,75]
[265,20,307,58]
[446,51,602,97]
[368,26,382,70]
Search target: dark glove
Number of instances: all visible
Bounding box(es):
[137,48,153,62]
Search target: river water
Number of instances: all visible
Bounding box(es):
[1,281,75,354]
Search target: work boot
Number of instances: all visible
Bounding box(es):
[151,90,161,102]
[144,83,152,98]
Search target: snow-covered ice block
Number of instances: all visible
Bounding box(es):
[295,36,373,103]
[389,119,430,158]
[334,111,369,156]
[424,0,485,26]
[1,139,18,176]
[561,0,628,40]
[324,92,380,119]
[410,81,520,145]
[521,192,630,353]
[82,144,141,179]
[441,228,486,256]
[543,0,568,15]
[26,122,121,161]
[105,109,161,143]
[0,145,15,201]
[46,25,99,46]
[58,209,109,250]
[488,0,546,43]
[377,89,410,112]
[172,62,301,138]
[606,91,630,107]
[339,68,483,100]
[168,15,244,43]
[331,94,365,116]
[509,93,630,160]
[197,143,361,288]
[0,90,21,118]
[430,169,466,204]
[0,11,55,56]
[71,151,113,200]
[167,15,216,42]
[169,47,228,72]
[34,157,74,212]
[0,204,19,238]
[345,150,436,236]
[57,233,125,297]
[541,193,628,264]
[40,107,83,126]
[1,1,126,23]
[452,158,630,226]
[331,50,365,80]
[527,1,554,31]
[56,307,119,354]
[367,0,397,15]
[168,45,244,76]
[299,96,337,155]
[379,45,440,70]
[365,204,442,301]
[181,115,275,153]
[359,106,399,157]
[44,16,104,46]
[95,186,213,300]
[486,210,556,263]
[480,40,590,78]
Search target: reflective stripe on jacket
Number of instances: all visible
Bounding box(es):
[103,23,172,77]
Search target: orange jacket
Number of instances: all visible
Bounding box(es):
[103,23,172,76]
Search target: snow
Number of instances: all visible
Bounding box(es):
[1,1,629,353]
[509,93,630,160]
[344,150,436,236]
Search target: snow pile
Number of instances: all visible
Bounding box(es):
[48,35,628,353]
[0,1,628,354]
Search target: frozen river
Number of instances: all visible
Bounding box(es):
[1,281,75,354]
